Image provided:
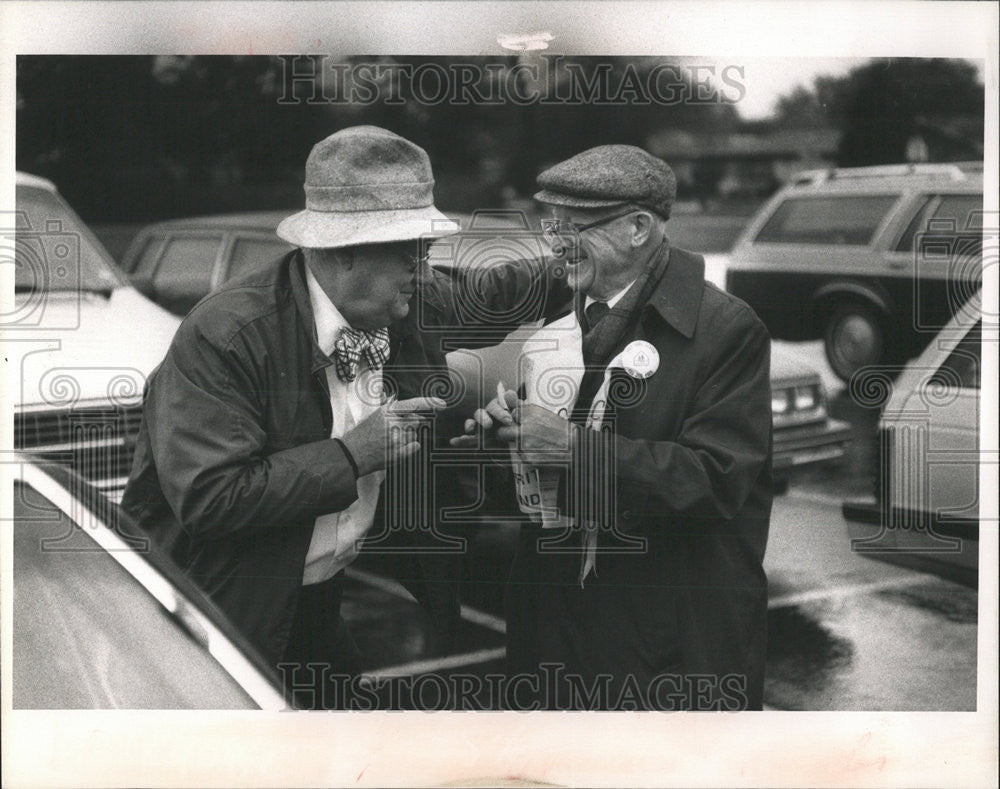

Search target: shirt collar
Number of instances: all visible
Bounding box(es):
[585,279,637,311]
[304,262,351,356]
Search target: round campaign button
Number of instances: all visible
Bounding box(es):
[621,340,659,379]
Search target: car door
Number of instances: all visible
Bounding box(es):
[727,191,903,342]
[887,311,980,564]
[882,191,984,333]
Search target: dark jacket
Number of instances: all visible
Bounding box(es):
[122,250,562,665]
[505,245,773,710]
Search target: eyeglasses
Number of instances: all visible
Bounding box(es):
[540,208,637,240]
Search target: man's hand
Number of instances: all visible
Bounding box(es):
[449,388,519,449]
[342,396,446,475]
[497,403,578,465]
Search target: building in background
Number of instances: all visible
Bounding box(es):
[647,127,841,205]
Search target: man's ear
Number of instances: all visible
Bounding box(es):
[630,211,654,247]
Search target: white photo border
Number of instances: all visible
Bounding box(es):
[1,2,996,787]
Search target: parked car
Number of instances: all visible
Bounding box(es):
[11,172,181,502]
[7,455,287,709]
[119,209,850,479]
[724,162,983,381]
[119,211,293,315]
[843,290,981,586]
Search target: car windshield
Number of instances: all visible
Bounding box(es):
[14,185,124,294]
[755,195,899,245]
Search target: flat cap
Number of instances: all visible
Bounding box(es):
[534,144,677,219]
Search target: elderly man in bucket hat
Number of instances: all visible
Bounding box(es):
[456,144,773,710]
[123,126,565,708]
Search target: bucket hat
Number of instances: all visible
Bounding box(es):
[277,126,459,248]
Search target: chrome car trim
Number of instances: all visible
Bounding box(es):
[17,436,126,453]
[16,397,143,415]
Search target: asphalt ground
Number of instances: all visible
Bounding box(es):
[341,478,978,711]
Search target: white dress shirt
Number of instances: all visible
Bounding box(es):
[584,278,637,312]
[302,265,386,585]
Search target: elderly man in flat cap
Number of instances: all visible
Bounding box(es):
[123,126,564,709]
[457,145,773,710]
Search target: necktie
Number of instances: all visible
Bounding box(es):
[333,326,390,383]
[584,300,610,333]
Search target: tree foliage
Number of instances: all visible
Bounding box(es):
[771,58,984,166]
[17,55,741,220]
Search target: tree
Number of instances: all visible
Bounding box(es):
[772,58,984,166]
[17,55,747,220]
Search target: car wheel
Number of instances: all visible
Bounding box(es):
[824,304,888,382]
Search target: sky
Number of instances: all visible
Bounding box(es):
[731,57,860,120]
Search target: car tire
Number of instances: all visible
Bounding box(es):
[823,303,891,383]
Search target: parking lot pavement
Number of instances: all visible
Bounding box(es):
[340,487,978,711]
[341,567,506,708]
[764,494,977,710]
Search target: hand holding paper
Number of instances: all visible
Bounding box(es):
[448,382,518,448]
[496,404,578,465]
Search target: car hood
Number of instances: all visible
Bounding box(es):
[14,287,181,410]
[702,253,730,290]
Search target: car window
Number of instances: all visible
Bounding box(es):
[153,234,222,302]
[894,197,934,253]
[225,236,292,281]
[128,233,167,277]
[896,194,983,253]
[930,320,981,391]
[929,195,983,242]
[12,481,257,709]
[754,195,898,245]
[15,185,123,293]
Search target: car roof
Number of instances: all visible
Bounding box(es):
[139,210,293,234]
[782,162,983,194]
[15,170,59,191]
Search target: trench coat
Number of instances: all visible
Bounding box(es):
[504,245,774,710]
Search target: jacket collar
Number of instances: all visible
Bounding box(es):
[288,250,336,375]
[643,244,704,339]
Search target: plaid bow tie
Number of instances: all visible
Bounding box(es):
[332,326,390,383]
